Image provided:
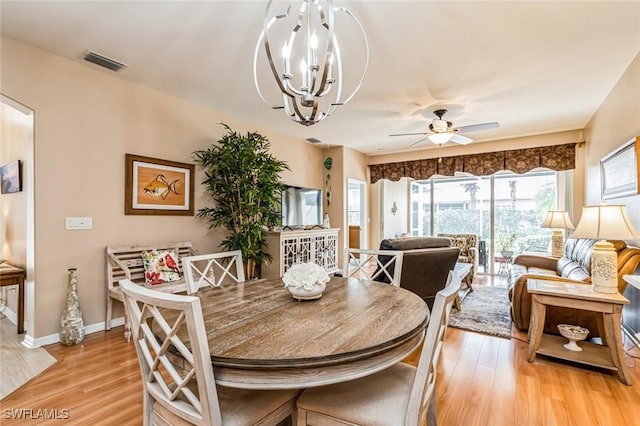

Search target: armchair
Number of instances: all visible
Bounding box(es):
[376,237,460,309]
[437,233,479,282]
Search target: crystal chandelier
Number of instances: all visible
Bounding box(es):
[253,0,369,126]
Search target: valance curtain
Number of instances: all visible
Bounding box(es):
[369,143,576,184]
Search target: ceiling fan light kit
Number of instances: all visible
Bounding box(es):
[428,132,453,144]
[253,0,369,126]
[390,108,499,147]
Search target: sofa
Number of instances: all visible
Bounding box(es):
[377,237,460,309]
[437,233,479,283]
[508,238,640,336]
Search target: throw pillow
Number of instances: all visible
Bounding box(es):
[141,249,181,286]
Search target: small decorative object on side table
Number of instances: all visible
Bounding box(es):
[60,268,85,345]
[283,262,330,301]
[526,279,631,385]
[557,324,589,352]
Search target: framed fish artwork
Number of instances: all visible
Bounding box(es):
[125,154,195,215]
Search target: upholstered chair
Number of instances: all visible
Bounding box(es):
[437,233,479,281]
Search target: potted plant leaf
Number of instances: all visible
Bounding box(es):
[194,124,289,278]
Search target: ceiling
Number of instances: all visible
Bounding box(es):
[2,1,639,155]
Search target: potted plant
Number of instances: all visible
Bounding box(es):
[194,124,289,278]
[498,232,518,258]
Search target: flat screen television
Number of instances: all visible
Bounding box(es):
[281,185,323,228]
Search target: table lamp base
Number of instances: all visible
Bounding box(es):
[591,240,618,294]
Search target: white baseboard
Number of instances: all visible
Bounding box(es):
[1,306,17,324]
[26,316,126,348]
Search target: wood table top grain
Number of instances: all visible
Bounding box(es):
[177,276,430,389]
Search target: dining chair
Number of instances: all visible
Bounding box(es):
[181,251,245,294]
[343,248,404,286]
[296,270,462,426]
[119,279,299,426]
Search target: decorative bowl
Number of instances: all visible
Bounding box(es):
[557,324,589,352]
[287,282,326,301]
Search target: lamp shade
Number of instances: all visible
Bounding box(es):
[571,204,640,240]
[541,211,575,230]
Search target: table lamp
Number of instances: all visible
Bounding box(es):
[541,210,575,257]
[571,204,640,293]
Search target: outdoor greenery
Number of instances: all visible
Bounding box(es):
[427,179,557,255]
[193,124,289,278]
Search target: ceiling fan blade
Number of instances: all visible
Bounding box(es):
[409,136,431,147]
[389,132,430,137]
[450,134,473,145]
[455,122,499,133]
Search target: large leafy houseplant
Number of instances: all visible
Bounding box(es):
[194,124,289,278]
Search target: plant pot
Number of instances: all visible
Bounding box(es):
[500,251,513,258]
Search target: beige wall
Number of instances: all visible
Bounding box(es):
[583,53,640,246]
[2,37,324,339]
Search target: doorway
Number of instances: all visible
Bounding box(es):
[347,179,366,250]
[1,95,35,344]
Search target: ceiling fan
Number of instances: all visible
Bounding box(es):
[389,109,499,146]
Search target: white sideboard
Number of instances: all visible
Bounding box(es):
[262,228,340,278]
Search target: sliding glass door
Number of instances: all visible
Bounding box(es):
[411,171,558,275]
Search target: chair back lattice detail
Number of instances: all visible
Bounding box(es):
[181,251,245,295]
[406,270,462,425]
[343,248,404,286]
[119,279,221,425]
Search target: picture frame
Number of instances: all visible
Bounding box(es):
[600,136,639,200]
[0,160,22,194]
[125,154,195,215]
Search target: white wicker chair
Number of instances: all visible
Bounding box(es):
[119,279,299,425]
[296,270,462,426]
[343,248,404,286]
[181,251,245,295]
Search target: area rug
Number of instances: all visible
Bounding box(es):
[448,285,512,339]
[0,318,57,399]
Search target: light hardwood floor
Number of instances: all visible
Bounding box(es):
[2,291,640,425]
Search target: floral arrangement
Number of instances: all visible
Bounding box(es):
[282,262,330,290]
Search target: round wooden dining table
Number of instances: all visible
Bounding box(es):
[186,276,429,390]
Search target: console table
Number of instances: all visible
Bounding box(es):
[262,228,339,278]
[0,264,25,334]
[527,279,631,385]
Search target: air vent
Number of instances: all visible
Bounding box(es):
[306,137,323,144]
[83,50,128,72]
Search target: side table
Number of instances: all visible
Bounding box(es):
[494,255,512,275]
[0,264,26,334]
[526,279,631,385]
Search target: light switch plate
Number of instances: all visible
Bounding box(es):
[66,217,93,230]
